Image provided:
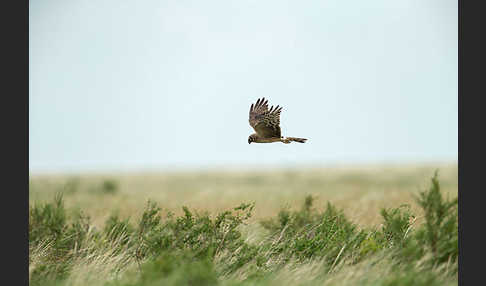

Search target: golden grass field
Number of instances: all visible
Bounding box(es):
[29,163,457,230]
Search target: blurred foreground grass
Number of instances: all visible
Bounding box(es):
[29,163,457,229]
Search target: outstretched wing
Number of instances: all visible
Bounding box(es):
[248,97,283,138]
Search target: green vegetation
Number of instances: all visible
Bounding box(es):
[29,167,457,285]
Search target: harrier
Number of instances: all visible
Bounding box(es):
[248,98,308,144]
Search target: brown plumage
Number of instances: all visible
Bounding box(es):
[248,98,308,144]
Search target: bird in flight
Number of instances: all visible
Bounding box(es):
[248,98,308,144]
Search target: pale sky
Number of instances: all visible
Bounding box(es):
[29,0,457,173]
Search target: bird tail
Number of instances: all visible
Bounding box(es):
[286,137,308,143]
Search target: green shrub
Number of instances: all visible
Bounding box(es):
[261,196,368,268]
[375,172,458,273]
[29,193,66,245]
[380,204,414,247]
[132,200,255,268]
[102,179,119,194]
[414,171,458,270]
[29,194,91,285]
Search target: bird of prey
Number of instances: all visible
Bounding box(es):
[248,98,308,144]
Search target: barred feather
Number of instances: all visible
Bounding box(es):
[286,137,307,143]
[249,97,283,138]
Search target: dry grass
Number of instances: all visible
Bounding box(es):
[29,163,457,229]
[29,163,458,286]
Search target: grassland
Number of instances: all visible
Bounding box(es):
[29,163,458,286]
